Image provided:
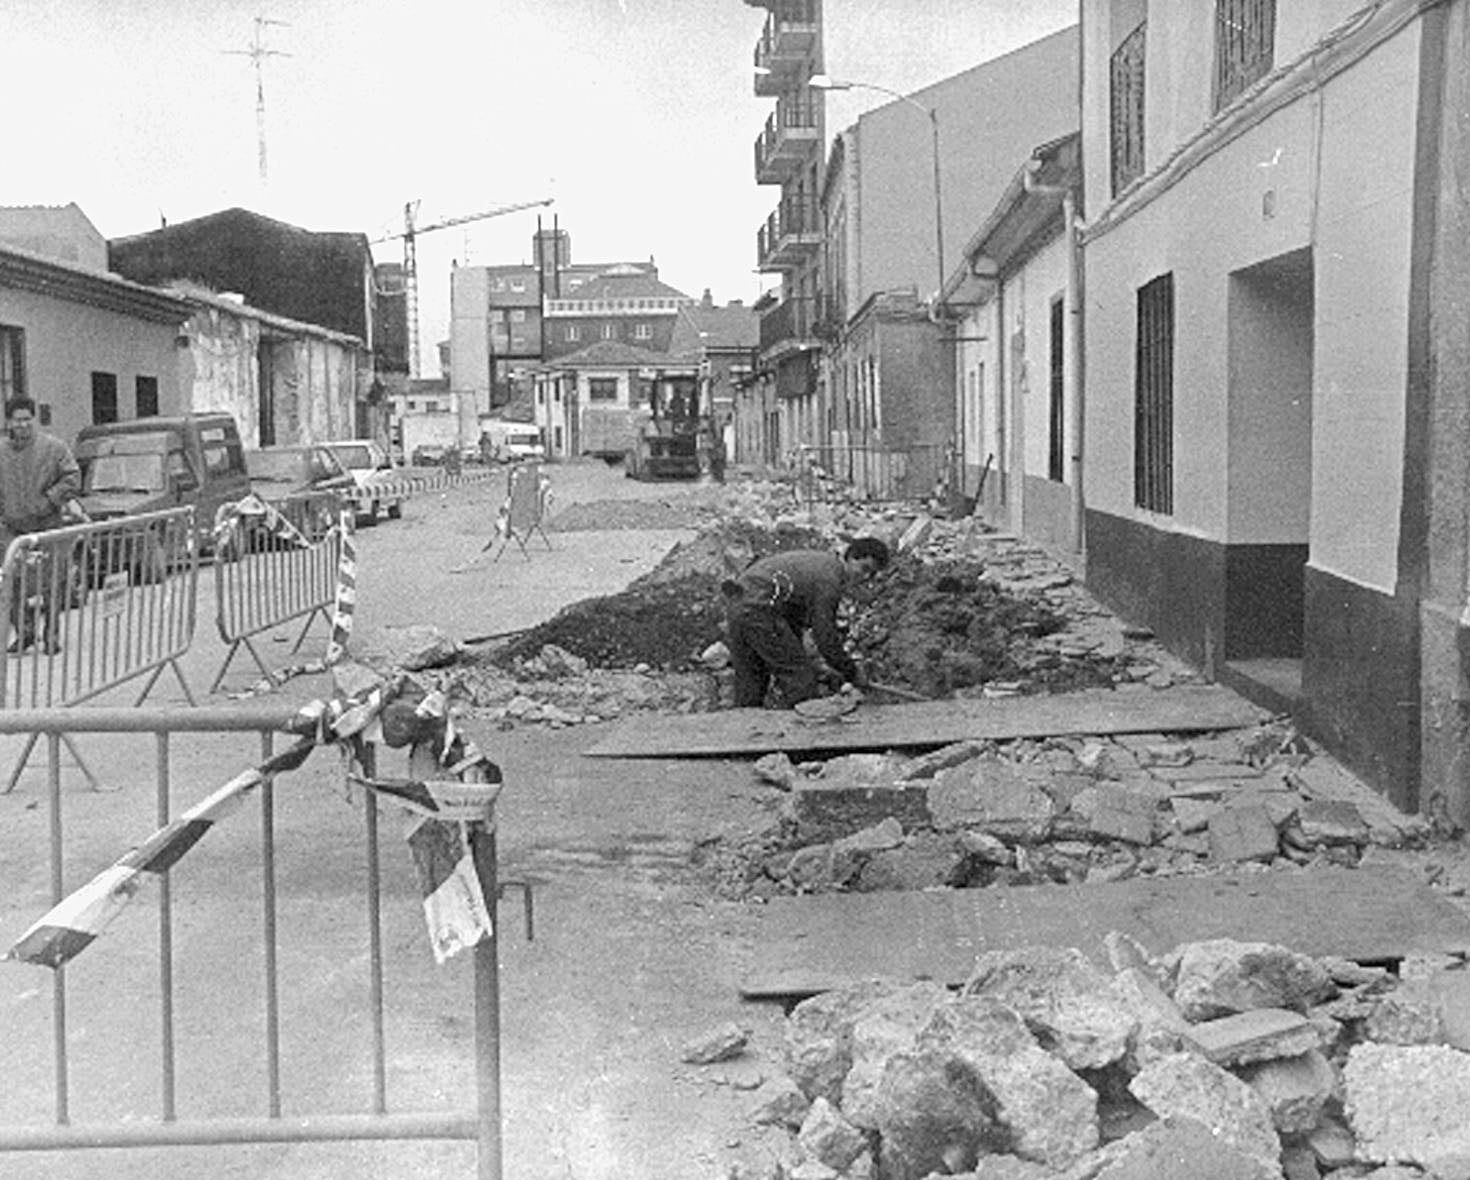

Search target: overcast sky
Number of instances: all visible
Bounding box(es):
[3,0,1075,373]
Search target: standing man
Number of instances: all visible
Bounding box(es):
[0,396,82,652]
[724,537,891,708]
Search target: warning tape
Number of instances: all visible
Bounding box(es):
[5,678,499,970]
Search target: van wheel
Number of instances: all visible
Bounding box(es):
[359,502,380,527]
[387,502,403,521]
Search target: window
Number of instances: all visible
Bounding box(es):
[1134,274,1174,514]
[1048,296,1065,483]
[1214,0,1275,110]
[566,325,580,342]
[554,425,563,450]
[510,309,526,323]
[91,372,119,424]
[136,375,159,418]
[634,324,652,340]
[510,279,526,293]
[589,378,618,402]
[1110,20,1146,196]
[511,336,526,351]
[601,323,614,340]
[0,325,24,401]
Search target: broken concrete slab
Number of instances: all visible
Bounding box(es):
[1129,1052,1281,1168]
[1172,940,1336,1021]
[1344,1042,1470,1174]
[585,684,1268,757]
[740,866,1470,999]
[1184,1008,1322,1067]
[1207,804,1280,863]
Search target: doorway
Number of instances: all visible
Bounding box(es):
[1223,248,1314,693]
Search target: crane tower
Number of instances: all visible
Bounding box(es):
[373,198,554,377]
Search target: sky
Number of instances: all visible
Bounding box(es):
[2,0,1076,375]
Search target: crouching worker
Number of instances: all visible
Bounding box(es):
[723,537,891,709]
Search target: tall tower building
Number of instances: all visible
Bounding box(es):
[745,0,825,463]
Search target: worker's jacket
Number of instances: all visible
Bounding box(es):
[729,549,857,683]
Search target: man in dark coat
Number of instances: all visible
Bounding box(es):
[724,537,890,708]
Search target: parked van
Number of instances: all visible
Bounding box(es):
[481,420,546,463]
[75,413,251,555]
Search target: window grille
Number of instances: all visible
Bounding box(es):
[1048,296,1066,483]
[1133,274,1174,514]
[1214,0,1275,110]
[1110,20,1146,196]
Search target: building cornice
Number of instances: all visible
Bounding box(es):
[0,244,193,324]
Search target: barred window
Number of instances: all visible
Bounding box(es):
[1048,295,1066,483]
[1110,20,1146,196]
[0,325,24,402]
[1214,0,1275,111]
[1133,274,1174,514]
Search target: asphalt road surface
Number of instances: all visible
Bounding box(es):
[0,461,784,1180]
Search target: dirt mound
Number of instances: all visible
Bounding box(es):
[851,560,1127,697]
[487,519,831,671]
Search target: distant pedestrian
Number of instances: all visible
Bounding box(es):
[0,396,82,652]
[723,537,890,708]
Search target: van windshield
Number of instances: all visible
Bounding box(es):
[85,453,167,493]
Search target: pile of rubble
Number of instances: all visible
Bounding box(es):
[437,481,1204,727]
[699,722,1436,901]
[719,935,1470,1179]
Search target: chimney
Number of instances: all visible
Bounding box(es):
[701,288,714,308]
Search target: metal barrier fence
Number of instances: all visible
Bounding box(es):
[790,443,948,505]
[0,703,515,1179]
[0,509,201,791]
[211,493,348,693]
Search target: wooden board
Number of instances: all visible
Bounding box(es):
[586,685,1267,758]
[740,865,1470,998]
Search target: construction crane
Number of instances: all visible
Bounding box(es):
[373,197,554,376]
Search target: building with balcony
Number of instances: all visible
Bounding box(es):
[744,0,828,467]
[1076,0,1470,819]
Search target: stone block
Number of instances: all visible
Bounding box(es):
[1184,1008,1321,1067]
[1240,1048,1337,1134]
[922,996,1100,1167]
[872,1049,994,1180]
[1090,785,1159,845]
[1294,799,1370,846]
[1089,1115,1281,1180]
[853,834,963,892]
[839,981,950,1130]
[792,782,931,845]
[1172,939,1336,1021]
[967,946,1134,1070]
[797,1096,867,1172]
[898,740,988,781]
[1170,797,1220,833]
[1345,1042,1470,1174]
[1365,982,1443,1045]
[1207,805,1280,863]
[1129,1052,1281,1168]
[927,756,1055,840]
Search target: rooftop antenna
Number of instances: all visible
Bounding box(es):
[225,16,291,183]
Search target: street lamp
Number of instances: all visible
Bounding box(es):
[809,73,945,312]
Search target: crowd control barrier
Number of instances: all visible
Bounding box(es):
[485,462,552,561]
[0,508,201,791]
[210,493,353,694]
[0,687,529,1180]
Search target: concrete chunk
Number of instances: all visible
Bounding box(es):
[1344,1042,1470,1174]
[1172,940,1336,1021]
[840,981,950,1131]
[1240,1048,1337,1134]
[922,996,1100,1167]
[1129,1052,1281,1169]
[797,1096,867,1172]
[1184,1008,1322,1067]
[1207,805,1280,863]
[927,756,1056,840]
[1090,785,1159,845]
[967,947,1135,1070]
[1088,1115,1281,1180]
[793,781,931,845]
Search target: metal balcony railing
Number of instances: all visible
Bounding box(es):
[756,197,822,269]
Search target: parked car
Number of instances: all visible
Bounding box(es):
[243,445,356,545]
[75,412,252,569]
[319,439,404,524]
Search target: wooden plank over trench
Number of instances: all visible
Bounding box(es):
[740,865,1470,999]
[586,684,1268,758]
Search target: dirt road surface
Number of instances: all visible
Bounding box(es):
[0,462,788,1180]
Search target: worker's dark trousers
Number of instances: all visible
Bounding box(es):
[728,604,817,708]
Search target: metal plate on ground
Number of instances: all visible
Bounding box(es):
[740,865,1470,999]
[586,685,1267,758]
